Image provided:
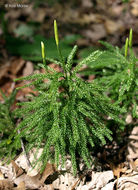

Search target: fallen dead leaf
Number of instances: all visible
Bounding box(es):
[0,170,4,180]
[27,167,38,177]
[0,57,25,85]
[81,0,93,8]
[88,75,95,82]
[126,114,133,124]
[14,173,42,189]
[40,163,56,183]
[101,181,115,190]
[29,8,46,22]
[13,157,56,190]
[14,166,55,190]
[14,181,25,190]
[131,0,138,16]
[79,14,98,24]
[23,61,34,76]
[117,175,138,190]
[127,126,138,160]
[110,163,127,178]
[53,172,79,190]
[5,9,22,20]
[77,171,114,190]
[130,159,138,172]
[10,58,25,75]
[0,62,10,80]
[0,179,14,190]
[83,24,106,41]
[104,19,124,35]
[40,184,54,190]
[11,160,24,178]
[0,82,15,101]
[108,5,123,17]
[49,63,62,73]
[14,154,29,172]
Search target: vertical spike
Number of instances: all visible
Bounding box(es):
[129,28,132,48]
[54,20,59,47]
[41,41,47,70]
[125,38,128,57]
[54,20,64,70]
[41,41,45,61]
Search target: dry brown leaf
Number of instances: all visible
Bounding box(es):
[40,184,54,190]
[11,161,24,178]
[0,82,15,101]
[14,172,55,190]
[108,5,123,17]
[14,163,56,189]
[74,171,114,190]
[54,5,79,24]
[14,154,29,172]
[24,174,42,189]
[0,167,14,189]
[81,0,93,8]
[13,174,25,187]
[14,181,25,190]
[78,13,104,25]
[83,24,106,41]
[110,163,127,178]
[88,75,95,82]
[117,175,138,190]
[14,173,42,189]
[79,14,97,24]
[40,163,56,183]
[127,126,138,160]
[0,62,9,80]
[131,0,138,16]
[125,114,132,124]
[10,58,25,75]
[104,19,124,34]
[53,172,79,190]
[134,159,138,167]
[49,63,62,73]
[0,179,14,190]
[5,9,22,20]
[23,61,34,77]
[0,170,4,180]
[29,8,46,22]
[0,57,25,84]
[27,167,38,177]
[130,159,138,172]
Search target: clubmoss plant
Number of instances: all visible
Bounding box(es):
[14,21,125,175]
[82,29,137,120]
[0,89,20,160]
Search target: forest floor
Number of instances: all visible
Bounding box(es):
[0,0,138,189]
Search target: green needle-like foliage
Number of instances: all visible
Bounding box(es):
[83,29,138,119]
[0,89,20,160]
[14,22,125,175]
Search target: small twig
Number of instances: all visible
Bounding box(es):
[71,174,84,190]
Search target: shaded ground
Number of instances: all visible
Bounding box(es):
[0,0,138,189]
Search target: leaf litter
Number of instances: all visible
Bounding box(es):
[0,0,138,189]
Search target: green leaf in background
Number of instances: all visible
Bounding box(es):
[6,34,80,61]
[14,24,35,37]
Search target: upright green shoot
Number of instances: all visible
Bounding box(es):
[125,37,129,57]
[54,20,64,67]
[13,21,126,175]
